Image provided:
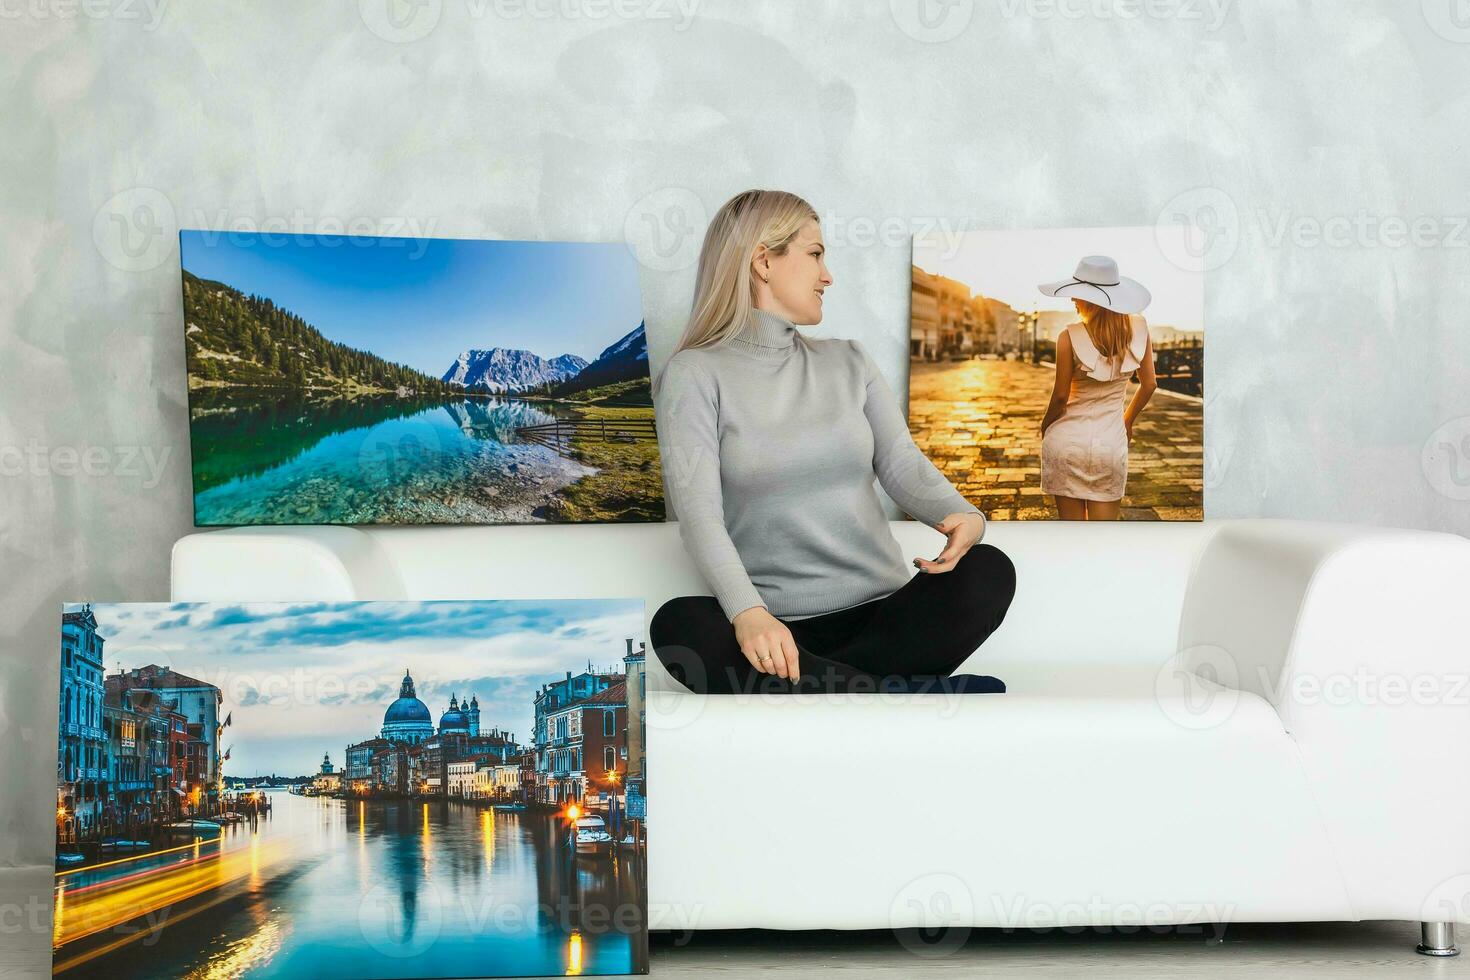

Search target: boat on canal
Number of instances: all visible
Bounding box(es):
[573,814,613,856]
[165,819,222,840]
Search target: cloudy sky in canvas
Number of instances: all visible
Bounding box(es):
[67,600,644,778]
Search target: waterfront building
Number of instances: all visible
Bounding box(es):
[490,760,521,801]
[417,738,445,796]
[59,607,228,843]
[623,639,645,803]
[110,664,224,815]
[473,762,496,799]
[534,668,629,810]
[100,685,176,836]
[161,704,189,813]
[100,695,146,830]
[447,759,477,798]
[533,665,622,806]
[406,743,426,795]
[59,606,108,839]
[345,737,390,795]
[581,682,628,813]
[371,743,409,795]
[312,753,341,795]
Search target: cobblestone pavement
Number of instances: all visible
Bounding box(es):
[907,356,1203,521]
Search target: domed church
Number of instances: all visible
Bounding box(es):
[380,669,434,744]
[380,670,483,744]
[438,693,481,737]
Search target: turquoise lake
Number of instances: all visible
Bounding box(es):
[189,392,597,525]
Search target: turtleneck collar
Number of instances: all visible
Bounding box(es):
[729,308,799,357]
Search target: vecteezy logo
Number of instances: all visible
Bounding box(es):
[890,0,974,43]
[624,187,705,272]
[359,0,443,43]
[1422,416,1470,500]
[1422,0,1470,43]
[358,881,444,957]
[1154,644,1241,731]
[1155,186,1240,272]
[93,187,177,273]
[354,410,448,516]
[1420,873,1470,928]
[889,872,974,957]
[1202,384,1233,491]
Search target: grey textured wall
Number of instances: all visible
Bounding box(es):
[3,1,1469,876]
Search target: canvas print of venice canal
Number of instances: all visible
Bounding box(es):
[54,600,650,979]
[181,231,663,525]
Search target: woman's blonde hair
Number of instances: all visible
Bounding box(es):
[1075,300,1139,374]
[653,189,817,393]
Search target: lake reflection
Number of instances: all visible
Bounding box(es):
[55,790,647,978]
[189,391,596,525]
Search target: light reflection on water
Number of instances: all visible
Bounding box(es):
[189,394,595,525]
[56,790,646,979]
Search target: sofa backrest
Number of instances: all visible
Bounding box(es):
[172,519,1222,694]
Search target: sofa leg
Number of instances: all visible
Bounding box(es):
[1417,922,1459,956]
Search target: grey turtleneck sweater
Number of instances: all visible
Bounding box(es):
[654,309,985,622]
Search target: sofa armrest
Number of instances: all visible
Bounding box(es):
[171,526,406,602]
[1177,518,1470,920]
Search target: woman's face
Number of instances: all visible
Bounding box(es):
[755,219,832,325]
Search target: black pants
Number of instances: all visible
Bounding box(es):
[650,543,1017,694]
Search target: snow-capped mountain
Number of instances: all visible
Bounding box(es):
[441,347,588,393]
[551,322,648,396]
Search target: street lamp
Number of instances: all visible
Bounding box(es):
[606,769,620,835]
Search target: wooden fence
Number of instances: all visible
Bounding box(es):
[515,417,657,448]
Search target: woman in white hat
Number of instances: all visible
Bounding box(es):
[1036,256,1158,520]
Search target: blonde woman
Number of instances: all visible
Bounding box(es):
[1037,256,1158,521]
[649,189,1017,695]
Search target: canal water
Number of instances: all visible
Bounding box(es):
[55,790,647,978]
[188,392,595,525]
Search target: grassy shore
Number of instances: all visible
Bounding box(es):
[540,378,665,522]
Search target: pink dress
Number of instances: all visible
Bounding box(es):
[1040,316,1150,502]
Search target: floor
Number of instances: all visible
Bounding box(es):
[648,921,1466,978]
[4,865,1466,979]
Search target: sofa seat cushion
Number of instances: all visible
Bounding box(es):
[643,685,1344,930]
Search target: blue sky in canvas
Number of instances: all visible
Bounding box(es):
[67,600,644,779]
[179,231,645,373]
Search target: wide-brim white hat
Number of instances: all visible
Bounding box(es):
[1037,255,1152,315]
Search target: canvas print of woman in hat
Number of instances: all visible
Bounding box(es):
[1037,256,1156,520]
[907,226,1204,521]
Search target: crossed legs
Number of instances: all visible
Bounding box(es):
[650,543,1017,695]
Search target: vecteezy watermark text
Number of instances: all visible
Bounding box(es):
[0,442,171,489]
[0,0,168,29]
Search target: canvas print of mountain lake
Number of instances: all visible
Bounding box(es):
[181,231,664,525]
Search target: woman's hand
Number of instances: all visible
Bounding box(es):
[913,512,985,574]
[732,606,800,681]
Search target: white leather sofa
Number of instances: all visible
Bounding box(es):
[172,517,1470,955]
